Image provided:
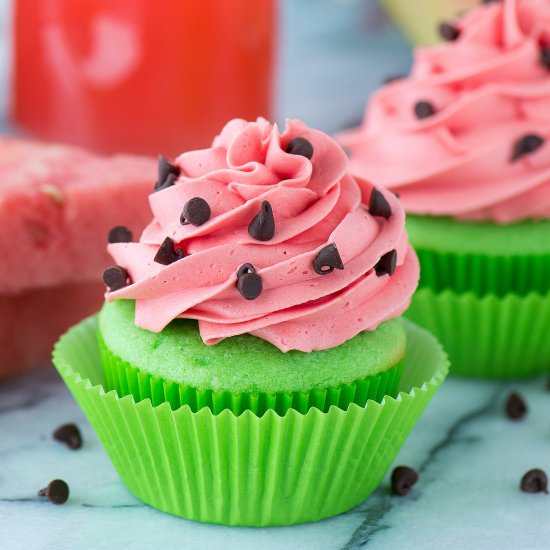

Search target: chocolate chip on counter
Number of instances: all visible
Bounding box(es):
[414,101,436,119]
[375,250,397,277]
[38,479,70,505]
[511,134,545,161]
[248,200,275,241]
[154,155,180,192]
[540,47,550,70]
[237,264,263,300]
[369,188,392,219]
[180,197,211,226]
[313,243,344,275]
[107,226,133,244]
[391,466,419,496]
[53,424,82,450]
[520,469,548,494]
[439,22,461,41]
[285,137,314,160]
[154,237,185,265]
[504,392,528,420]
[103,266,130,291]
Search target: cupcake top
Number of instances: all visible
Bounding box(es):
[104,118,418,352]
[338,0,550,224]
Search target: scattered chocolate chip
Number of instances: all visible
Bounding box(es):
[53,423,82,450]
[511,134,545,161]
[369,188,392,219]
[248,200,275,241]
[439,22,460,41]
[384,74,406,85]
[154,172,178,193]
[391,466,418,496]
[286,137,314,160]
[107,225,133,244]
[237,264,263,300]
[375,250,397,277]
[38,479,69,505]
[154,156,180,192]
[520,469,548,494]
[154,237,185,265]
[505,392,528,420]
[313,243,344,275]
[103,266,130,292]
[180,197,211,226]
[414,101,436,119]
[540,47,550,70]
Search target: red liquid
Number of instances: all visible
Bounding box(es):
[12,0,277,157]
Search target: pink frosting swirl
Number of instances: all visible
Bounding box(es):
[338,0,550,223]
[106,118,418,352]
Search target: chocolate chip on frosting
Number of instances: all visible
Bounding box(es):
[375,250,397,277]
[180,197,211,226]
[248,200,275,241]
[313,243,344,275]
[237,263,263,300]
[38,479,69,505]
[504,392,527,420]
[414,101,436,119]
[286,137,314,160]
[154,237,185,265]
[540,47,550,70]
[53,423,82,450]
[107,225,133,244]
[154,155,180,192]
[391,466,418,496]
[369,188,392,219]
[520,469,548,494]
[511,134,545,161]
[439,22,461,41]
[103,266,130,291]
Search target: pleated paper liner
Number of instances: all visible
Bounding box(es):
[52,316,448,526]
[406,287,550,378]
[99,334,404,417]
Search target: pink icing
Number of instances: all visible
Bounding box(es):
[338,0,550,223]
[106,118,418,352]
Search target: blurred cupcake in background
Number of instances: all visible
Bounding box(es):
[338,0,550,377]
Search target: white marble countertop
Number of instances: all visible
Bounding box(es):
[2,1,550,549]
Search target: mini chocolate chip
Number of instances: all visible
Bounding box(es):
[511,134,545,161]
[237,264,263,300]
[313,243,344,275]
[505,392,528,420]
[107,225,133,244]
[384,74,406,85]
[540,47,550,70]
[38,479,69,505]
[375,250,397,277]
[414,101,436,119]
[180,197,211,226]
[155,156,180,192]
[154,172,178,193]
[439,22,460,41]
[520,469,548,494]
[53,424,82,450]
[391,466,418,496]
[103,266,130,292]
[369,188,392,219]
[286,137,314,160]
[248,200,275,241]
[154,237,184,265]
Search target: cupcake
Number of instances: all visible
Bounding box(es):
[338,0,550,377]
[53,118,448,526]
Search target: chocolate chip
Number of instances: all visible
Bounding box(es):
[103,266,130,291]
[107,226,133,244]
[414,101,436,119]
[369,188,392,219]
[154,155,180,192]
[511,134,545,161]
[154,237,184,265]
[439,22,460,41]
[391,466,418,496]
[286,137,314,160]
[313,243,344,275]
[375,250,397,276]
[505,392,528,420]
[248,200,275,241]
[237,264,263,300]
[384,74,405,85]
[180,197,211,226]
[154,172,178,193]
[540,47,550,70]
[520,469,548,494]
[38,479,69,505]
[53,423,82,450]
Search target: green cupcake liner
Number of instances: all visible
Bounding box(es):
[52,316,447,526]
[99,334,404,417]
[406,287,550,378]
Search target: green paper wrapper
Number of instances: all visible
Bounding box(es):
[99,334,404,416]
[52,316,448,526]
[406,287,550,378]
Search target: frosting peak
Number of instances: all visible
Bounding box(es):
[106,118,418,352]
